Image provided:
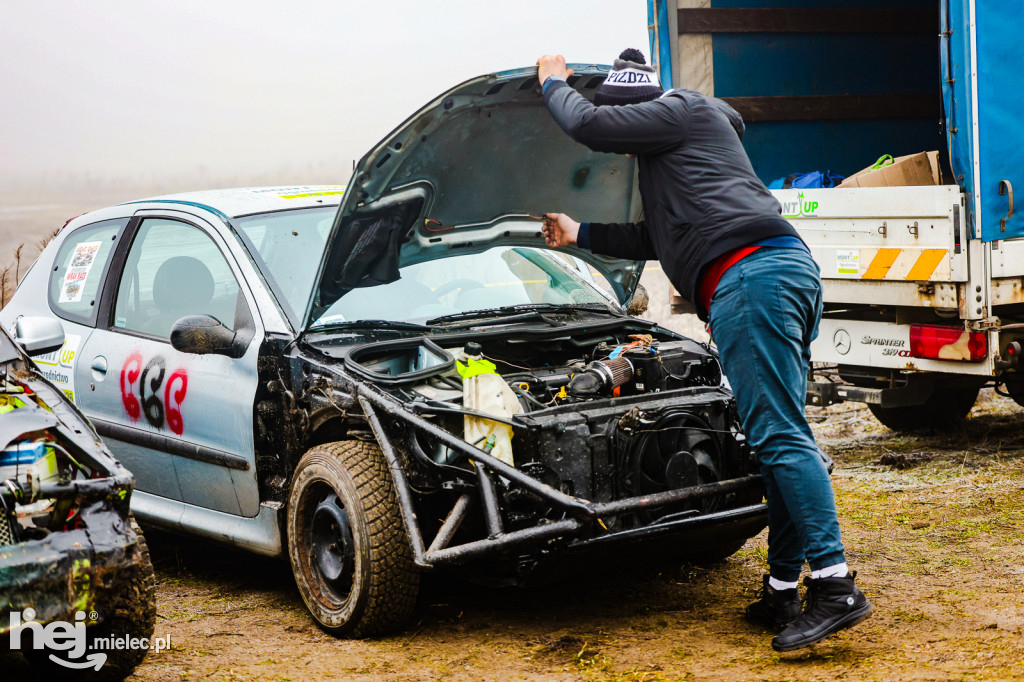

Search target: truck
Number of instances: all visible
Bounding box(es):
[646,0,1024,430]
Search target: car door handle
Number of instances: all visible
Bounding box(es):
[91,357,108,375]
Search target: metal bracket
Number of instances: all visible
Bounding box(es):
[908,221,919,238]
[877,221,887,238]
[1000,179,1014,232]
[966,316,1001,331]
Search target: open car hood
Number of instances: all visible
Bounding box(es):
[304,66,645,329]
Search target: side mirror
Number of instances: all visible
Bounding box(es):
[626,284,649,317]
[14,317,65,356]
[170,315,246,358]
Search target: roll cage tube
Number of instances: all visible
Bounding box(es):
[355,387,764,569]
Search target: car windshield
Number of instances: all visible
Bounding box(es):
[235,208,613,328]
[235,207,336,325]
[310,246,612,328]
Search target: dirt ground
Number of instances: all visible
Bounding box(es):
[4,188,1024,680]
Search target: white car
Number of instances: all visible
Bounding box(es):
[3,66,766,636]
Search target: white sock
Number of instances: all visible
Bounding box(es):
[768,576,799,591]
[811,562,849,579]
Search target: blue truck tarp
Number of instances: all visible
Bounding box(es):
[648,0,1023,241]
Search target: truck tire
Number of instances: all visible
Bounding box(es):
[1004,379,1024,409]
[287,440,419,637]
[868,386,979,431]
[23,516,157,681]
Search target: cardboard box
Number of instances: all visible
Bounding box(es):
[838,151,941,188]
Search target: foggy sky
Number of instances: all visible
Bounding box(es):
[1,1,650,187]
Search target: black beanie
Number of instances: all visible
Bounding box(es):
[595,48,664,106]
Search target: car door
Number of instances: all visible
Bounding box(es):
[75,213,262,517]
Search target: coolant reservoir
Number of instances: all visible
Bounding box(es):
[456,343,521,466]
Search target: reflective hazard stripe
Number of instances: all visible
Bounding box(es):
[858,248,950,281]
[862,249,902,279]
[903,249,948,281]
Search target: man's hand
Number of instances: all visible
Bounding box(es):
[542,213,580,247]
[536,55,574,86]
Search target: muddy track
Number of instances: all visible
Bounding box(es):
[4,391,1022,681]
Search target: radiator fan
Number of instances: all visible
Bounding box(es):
[623,411,723,522]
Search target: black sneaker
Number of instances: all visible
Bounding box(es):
[746,574,802,630]
[771,573,873,652]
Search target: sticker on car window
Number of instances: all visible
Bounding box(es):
[58,241,103,303]
[31,334,81,403]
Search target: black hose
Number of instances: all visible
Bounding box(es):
[511,384,547,409]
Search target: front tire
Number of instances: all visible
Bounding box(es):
[287,440,419,637]
[868,386,979,431]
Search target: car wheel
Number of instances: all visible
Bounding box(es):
[22,516,157,681]
[868,386,980,432]
[287,440,419,637]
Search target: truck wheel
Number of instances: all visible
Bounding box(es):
[287,440,419,637]
[1004,379,1024,409]
[23,516,157,681]
[868,386,979,431]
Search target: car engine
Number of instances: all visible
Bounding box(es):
[338,330,756,533]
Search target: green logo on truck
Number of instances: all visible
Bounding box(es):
[781,192,819,218]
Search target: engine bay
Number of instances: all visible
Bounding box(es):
[328,326,757,533]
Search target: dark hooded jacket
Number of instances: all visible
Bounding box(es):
[543,81,799,319]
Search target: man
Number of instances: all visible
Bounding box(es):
[536,49,872,652]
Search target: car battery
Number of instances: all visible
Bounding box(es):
[622,340,722,394]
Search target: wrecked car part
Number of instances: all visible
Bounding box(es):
[0,327,156,678]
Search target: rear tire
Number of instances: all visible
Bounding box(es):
[287,440,419,637]
[1004,378,1024,409]
[868,386,979,431]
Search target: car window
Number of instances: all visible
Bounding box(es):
[235,207,334,324]
[113,218,246,340]
[48,218,127,325]
[311,245,610,327]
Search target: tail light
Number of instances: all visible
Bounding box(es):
[909,324,987,362]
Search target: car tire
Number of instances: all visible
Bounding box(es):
[868,386,980,432]
[22,516,157,681]
[287,440,419,637]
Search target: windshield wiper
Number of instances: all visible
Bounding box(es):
[307,319,440,333]
[427,303,622,328]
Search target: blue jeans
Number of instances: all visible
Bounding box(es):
[708,247,845,582]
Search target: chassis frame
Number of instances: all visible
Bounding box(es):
[344,384,767,571]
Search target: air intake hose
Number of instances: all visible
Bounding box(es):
[568,357,633,397]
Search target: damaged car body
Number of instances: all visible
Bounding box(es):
[1,66,766,636]
[0,320,156,679]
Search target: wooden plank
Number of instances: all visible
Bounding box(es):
[721,94,938,122]
[678,8,938,34]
